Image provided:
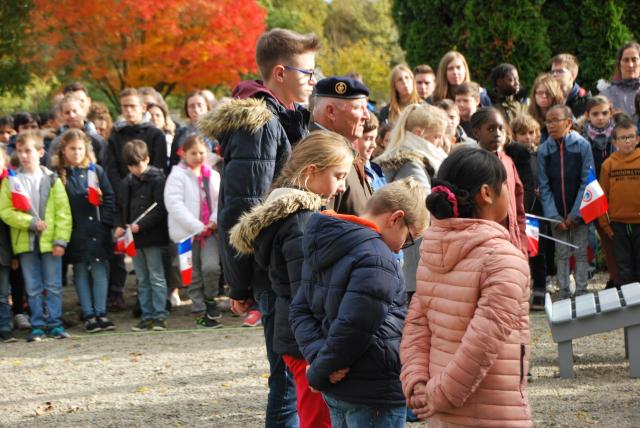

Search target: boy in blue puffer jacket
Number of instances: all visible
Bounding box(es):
[290,178,429,428]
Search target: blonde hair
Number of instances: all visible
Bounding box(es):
[433,51,471,103]
[386,103,449,152]
[271,130,354,191]
[52,129,95,184]
[527,74,564,127]
[366,177,429,234]
[387,64,422,124]
[510,114,541,139]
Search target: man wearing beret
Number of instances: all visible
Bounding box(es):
[311,76,373,215]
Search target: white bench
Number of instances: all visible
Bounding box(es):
[544,282,640,379]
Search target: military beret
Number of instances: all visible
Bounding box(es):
[315,76,370,99]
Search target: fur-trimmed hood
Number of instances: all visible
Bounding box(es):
[376,150,435,178]
[198,98,274,140]
[229,188,322,254]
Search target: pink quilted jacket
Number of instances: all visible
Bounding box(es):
[400,217,532,427]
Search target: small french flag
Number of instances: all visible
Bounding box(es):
[87,163,101,206]
[579,168,608,224]
[177,237,193,286]
[8,169,31,212]
[116,227,137,257]
[525,216,540,257]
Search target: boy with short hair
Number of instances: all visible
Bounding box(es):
[354,114,386,192]
[114,140,170,331]
[454,82,481,136]
[538,104,594,298]
[0,131,72,341]
[598,117,640,286]
[550,53,591,117]
[413,64,435,103]
[0,116,15,151]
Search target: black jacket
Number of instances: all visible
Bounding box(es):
[116,166,169,248]
[63,165,115,263]
[230,189,321,358]
[105,121,168,201]
[199,80,308,300]
[290,212,407,406]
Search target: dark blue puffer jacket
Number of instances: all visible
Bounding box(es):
[289,212,407,406]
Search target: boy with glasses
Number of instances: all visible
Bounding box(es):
[538,105,594,298]
[598,116,640,287]
[550,53,591,117]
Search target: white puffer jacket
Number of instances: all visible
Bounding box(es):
[164,162,220,243]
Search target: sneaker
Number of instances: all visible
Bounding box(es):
[169,289,182,307]
[131,319,154,332]
[97,316,115,331]
[49,326,71,339]
[14,313,31,330]
[196,315,222,329]
[0,330,17,343]
[84,317,101,333]
[153,319,168,331]
[27,328,46,342]
[242,310,262,327]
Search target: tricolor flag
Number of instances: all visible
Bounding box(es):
[87,163,101,206]
[525,216,540,257]
[8,169,31,212]
[579,168,608,224]
[116,227,137,257]
[177,237,193,286]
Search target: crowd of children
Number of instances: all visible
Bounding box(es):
[1,26,640,427]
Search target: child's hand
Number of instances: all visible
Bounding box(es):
[409,381,427,409]
[130,224,140,233]
[329,368,350,384]
[10,258,19,271]
[114,227,125,238]
[305,366,320,393]
[607,229,614,239]
[412,402,434,420]
[555,221,568,231]
[35,220,47,232]
[230,298,253,315]
[52,245,65,257]
[207,221,218,232]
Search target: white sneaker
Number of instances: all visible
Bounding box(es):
[14,314,31,330]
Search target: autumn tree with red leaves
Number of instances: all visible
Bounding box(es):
[28,0,266,106]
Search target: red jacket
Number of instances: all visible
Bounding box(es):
[499,150,528,256]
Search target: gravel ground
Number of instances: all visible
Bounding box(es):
[1,274,639,427]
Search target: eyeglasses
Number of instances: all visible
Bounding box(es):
[401,217,415,250]
[283,65,315,83]
[545,118,570,126]
[615,135,637,142]
[550,68,570,76]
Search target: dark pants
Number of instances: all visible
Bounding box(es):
[108,253,127,298]
[255,288,299,428]
[611,222,640,286]
[10,267,26,315]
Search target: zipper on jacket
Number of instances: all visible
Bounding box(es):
[519,343,526,399]
[559,140,568,218]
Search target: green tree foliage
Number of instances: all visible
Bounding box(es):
[618,0,640,44]
[462,0,550,87]
[0,1,32,92]
[261,0,328,36]
[0,74,59,114]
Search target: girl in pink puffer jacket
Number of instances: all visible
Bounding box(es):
[400,147,532,428]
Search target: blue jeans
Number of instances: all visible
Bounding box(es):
[255,288,299,428]
[73,261,108,319]
[0,266,11,331]
[19,250,63,329]
[323,395,406,428]
[132,246,168,320]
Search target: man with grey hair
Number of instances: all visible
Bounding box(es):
[311,76,372,215]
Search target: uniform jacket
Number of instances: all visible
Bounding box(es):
[105,121,168,200]
[117,166,169,248]
[401,217,532,428]
[230,188,321,358]
[164,162,218,244]
[290,212,407,406]
[199,80,308,300]
[0,166,72,254]
[63,165,114,263]
[598,149,640,235]
[537,131,594,221]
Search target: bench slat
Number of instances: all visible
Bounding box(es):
[551,298,573,323]
[575,293,597,318]
[598,288,622,312]
[622,282,640,306]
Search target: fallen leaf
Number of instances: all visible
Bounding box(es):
[136,386,150,393]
